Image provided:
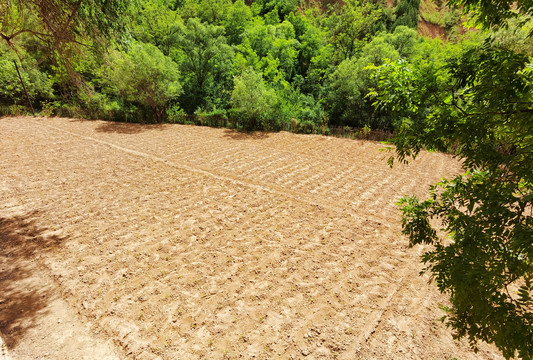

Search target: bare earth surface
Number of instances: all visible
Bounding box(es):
[0,116,504,359]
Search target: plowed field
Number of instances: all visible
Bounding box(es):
[0,117,502,359]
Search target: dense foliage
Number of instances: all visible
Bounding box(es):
[370,3,533,359]
[1,0,467,132]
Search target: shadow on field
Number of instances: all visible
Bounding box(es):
[0,213,65,348]
[94,121,170,134]
[66,118,169,134]
[223,128,270,140]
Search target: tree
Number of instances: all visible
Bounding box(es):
[252,0,299,20]
[447,0,533,29]
[325,44,395,128]
[327,0,383,62]
[0,0,129,113]
[0,44,54,106]
[370,9,533,360]
[231,67,277,130]
[286,12,328,79]
[196,0,232,25]
[172,18,234,113]
[109,42,182,122]
[130,0,182,55]
[392,0,420,30]
[236,18,300,82]
[0,0,128,59]
[223,0,253,45]
[325,26,424,128]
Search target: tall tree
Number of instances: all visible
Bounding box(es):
[371,3,533,359]
[0,0,128,54]
[172,18,234,113]
[327,0,382,62]
[392,0,420,29]
[130,0,181,55]
[109,42,182,122]
[231,67,277,130]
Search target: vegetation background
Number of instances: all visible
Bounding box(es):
[1,0,475,134]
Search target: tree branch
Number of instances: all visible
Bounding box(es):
[0,28,52,44]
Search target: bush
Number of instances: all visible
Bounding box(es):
[0,48,54,108]
[109,42,182,122]
[194,107,228,127]
[231,67,278,130]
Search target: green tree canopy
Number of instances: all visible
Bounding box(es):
[231,67,278,129]
[327,0,383,61]
[0,44,54,106]
[370,8,533,360]
[109,42,182,122]
[0,0,128,59]
[172,18,234,113]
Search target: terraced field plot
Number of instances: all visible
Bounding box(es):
[0,117,502,359]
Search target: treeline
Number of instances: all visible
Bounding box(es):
[2,0,471,132]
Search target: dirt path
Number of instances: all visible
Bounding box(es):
[0,117,503,359]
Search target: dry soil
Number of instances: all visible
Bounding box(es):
[0,116,504,359]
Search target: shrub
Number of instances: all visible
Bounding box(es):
[0,48,54,108]
[231,67,278,130]
[109,42,182,122]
